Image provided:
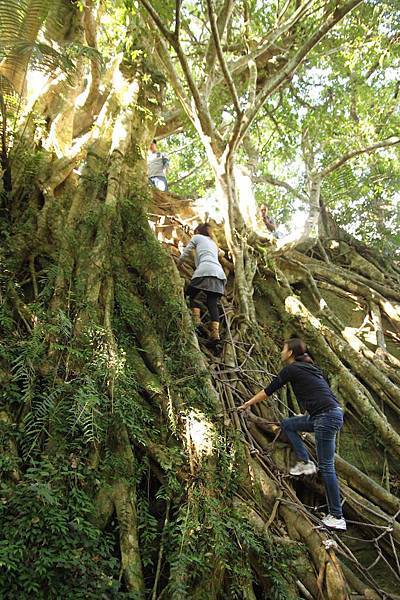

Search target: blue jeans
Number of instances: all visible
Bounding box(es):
[149,176,168,191]
[281,408,344,518]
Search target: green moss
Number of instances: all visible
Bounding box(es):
[318,289,366,329]
[339,413,386,480]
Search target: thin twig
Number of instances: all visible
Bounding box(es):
[152,501,170,600]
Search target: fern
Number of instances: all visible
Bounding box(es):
[0,0,102,93]
[21,387,64,458]
[11,350,36,405]
[71,378,105,444]
[0,0,48,49]
[18,40,75,74]
[0,0,52,90]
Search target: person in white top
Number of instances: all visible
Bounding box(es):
[148,139,169,191]
[178,223,226,342]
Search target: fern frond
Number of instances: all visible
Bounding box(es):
[71,379,105,444]
[0,0,79,93]
[0,0,103,99]
[21,387,63,458]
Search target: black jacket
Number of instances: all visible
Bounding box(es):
[264,361,339,417]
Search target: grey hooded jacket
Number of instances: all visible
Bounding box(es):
[179,234,226,280]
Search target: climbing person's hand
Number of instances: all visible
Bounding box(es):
[237,391,267,413]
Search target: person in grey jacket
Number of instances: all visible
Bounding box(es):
[148,140,169,191]
[178,223,226,342]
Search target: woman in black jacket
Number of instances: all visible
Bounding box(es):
[238,338,346,531]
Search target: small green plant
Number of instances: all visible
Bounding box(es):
[162,488,298,599]
[0,460,118,598]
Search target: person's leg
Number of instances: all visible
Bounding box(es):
[187,285,200,306]
[206,292,220,322]
[281,415,314,462]
[206,292,220,341]
[156,176,168,191]
[187,286,201,325]
[313,409,343,518]
[150,176,168,191]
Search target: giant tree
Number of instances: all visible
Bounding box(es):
[1,1,400,599]
[138,0,367,320]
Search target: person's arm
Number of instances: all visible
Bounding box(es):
[177,237,196,265]
[237,366,292,412]
[266,217,276,232]
[162,155,169,170]
[237,389,268,412]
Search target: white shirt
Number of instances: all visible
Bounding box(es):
[148,151,169,178]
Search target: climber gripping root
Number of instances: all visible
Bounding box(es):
[238,337,346,531]
[178,223,226,345]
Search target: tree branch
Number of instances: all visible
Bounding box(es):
[320,136,400,178]
[152,31,193,119]
[277,0,292,22]
[174,0,182,38]
[168,158,207,188]
[206,0,242,116]
[228,0,318,76]
[255,173,309,203]
[140,0,215,141]
[83,0,101,93]
[72,0,103,137]
[155,1,320,140]
[247,58,257,109]
[203,0,235,93]
[237,0,363,145]
[138,0,174,43]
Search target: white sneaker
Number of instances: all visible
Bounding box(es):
[289,461,317,476]
[321,514,347,531]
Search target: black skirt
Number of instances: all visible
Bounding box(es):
[190,276,225,295]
